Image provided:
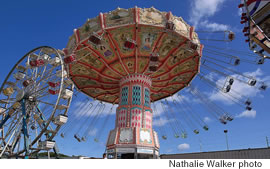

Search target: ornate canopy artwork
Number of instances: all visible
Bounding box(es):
[65,7,203,104]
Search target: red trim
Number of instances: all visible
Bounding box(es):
[71,74,118,85]
[153,54,196,79]
[94,91,119,98]
[152,82,186,88]
[74,29,80,44]
[134,7,138,73]
[99,13,105,31]
[166,11,173,20]
[151,39,188,76]
[106,30,130,75]
[189,26,194,39]
[81,85,118,90]
[137,7,140,23]
[151,90,172,95]
[246,0,258,6]
[199,44,204,56]
[152,69,195,83]
[77,61,119,81]
[82,43,124,76]
[142,32,165,73]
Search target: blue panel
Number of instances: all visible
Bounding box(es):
[132,85,141,105]
[121,86,128,105]
[144,88,150,107]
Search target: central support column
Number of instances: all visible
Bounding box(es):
[106,74,160,159]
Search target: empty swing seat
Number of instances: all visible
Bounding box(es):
[88,33,102,45]
[193,129,199,134]
[203,125,209,131]
[248,79,257,86]
[162,135,167,140]
[166,21,175,30]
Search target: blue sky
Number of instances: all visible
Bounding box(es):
[0,0,270,158]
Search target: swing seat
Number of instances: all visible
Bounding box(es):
[246,106,252,111]
[203,125,209,131]
[74,134,81,142]
[81,137,86,142]
[181,133,187,138]
[124,39,136,49]
[166,21,175,30]
[259,84,267,91]
[248,79,257,86]
[228,78,234,85]
[234,58,240,65]
[219,116,227,124]
[193,129,199,134]
[245,99,251,106]
[88,33,102,45]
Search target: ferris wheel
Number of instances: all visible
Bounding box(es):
[0,46,74,158]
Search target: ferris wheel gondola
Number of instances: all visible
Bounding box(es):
[0,46,74,158]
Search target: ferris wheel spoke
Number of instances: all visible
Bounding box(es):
[0,116,22,157]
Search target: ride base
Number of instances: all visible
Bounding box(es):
[106,74,160,159]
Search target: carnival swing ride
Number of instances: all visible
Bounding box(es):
[0,6,269,158]
[238,0,270,61]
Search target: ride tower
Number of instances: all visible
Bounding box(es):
[106,74,159,159]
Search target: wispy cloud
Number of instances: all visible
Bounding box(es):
[200,20,230,31]
[203,117,212,123]
[236,110,256,118]
[153,117,173,127]
[189,0,230,31]
[177,143,190,151]
[88,128,98,136]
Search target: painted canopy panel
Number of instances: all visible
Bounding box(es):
[66,7,202,104]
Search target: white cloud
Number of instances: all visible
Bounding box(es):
[88,128,98,136]
[238,8,242,16]
[203,117,212,123]
[236,110,256,118]
[200,20,230,31]
[189,0,227,27]
[153,117,173,127]
[177,143,190,151]
[166,149,173,153]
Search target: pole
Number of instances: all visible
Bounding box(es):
[21,99,30,159]
[224,130,229,150]
[199,139,202,152]
[266,136,269,148]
